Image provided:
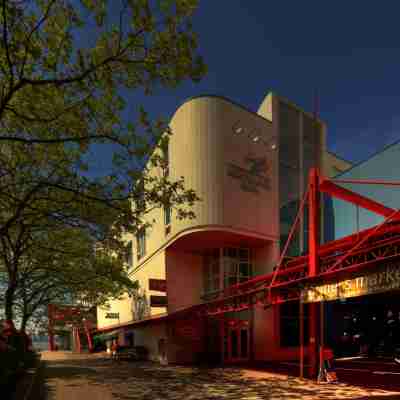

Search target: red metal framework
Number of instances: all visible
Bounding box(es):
[200,168,400,311]
[48,304,95,352]
[198,167,400,377]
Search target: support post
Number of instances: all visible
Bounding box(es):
[48,304,55,351]
[300,300,304,379]
[76,327,81,353]
[318,300,325,382]
[83,320,93,353]
[308,167,320,378]
[220,317,225,365]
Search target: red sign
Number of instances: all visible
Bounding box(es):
[149,279,167,292]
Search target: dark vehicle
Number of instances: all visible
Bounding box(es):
[115,345,148,361]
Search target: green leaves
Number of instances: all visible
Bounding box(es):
[0,0,205,326]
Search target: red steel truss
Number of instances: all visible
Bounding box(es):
[198,167,400,377]
[48,304,95,352]
[200,167,400,314]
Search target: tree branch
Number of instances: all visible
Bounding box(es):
[2,0,14,83]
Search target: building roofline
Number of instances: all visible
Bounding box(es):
[326,150,353,165]
[334,138,400,178]
[271,93,326,125]
[172,94,273,125]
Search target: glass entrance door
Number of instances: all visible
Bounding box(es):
[225,325,250,363]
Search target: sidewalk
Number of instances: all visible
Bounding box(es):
[41,352,400,400]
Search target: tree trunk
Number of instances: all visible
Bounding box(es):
[5,285,15,321]
[20,314,29,333]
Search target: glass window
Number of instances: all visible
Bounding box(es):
[203,250,220,294]
[163,140,169,177]
[240,329,248,358]
[204,248,252,295]
[164,205,171,226]
[280,301,309,347]
[231,330,238,358]
[125,240,133,269]
[223,248,252,288]
[136,180,145,211]
[239,249,249,261]
[136,229,146,260]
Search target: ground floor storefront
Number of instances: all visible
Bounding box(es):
[93,252,400,390]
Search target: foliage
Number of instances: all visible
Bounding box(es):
[0,0,205,324]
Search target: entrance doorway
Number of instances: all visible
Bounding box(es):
[224,323,250,363]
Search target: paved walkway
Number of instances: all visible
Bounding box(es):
[41,351,400,400]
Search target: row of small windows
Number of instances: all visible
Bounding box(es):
[124,229,146,269]
[124,206,171,269]
[126,141,171,268]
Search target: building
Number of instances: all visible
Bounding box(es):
[96,93,351,365]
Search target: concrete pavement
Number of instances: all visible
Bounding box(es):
[41,351,400,400]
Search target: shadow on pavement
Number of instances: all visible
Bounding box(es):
[42,356,400,400]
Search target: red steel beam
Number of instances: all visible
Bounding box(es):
[270,186,310,293]
[308,168,320,379]
[323,208,400,273]
[333,179,400,187]
[309,168,320,276]
[319,179,395,217]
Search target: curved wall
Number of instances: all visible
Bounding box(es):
[168,96,279,245]
[141,96,279,261]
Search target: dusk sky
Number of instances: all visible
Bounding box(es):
[122,1,400,167]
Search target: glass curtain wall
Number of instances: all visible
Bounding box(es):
[279,102,301,256]
[278,102,322,257]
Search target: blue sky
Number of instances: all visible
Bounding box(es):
[87,1,400,175]
[121,1,400,166]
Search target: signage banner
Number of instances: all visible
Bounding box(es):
[150,295,167,307]
[149,279,167,292]
[301,263,400,303]
[105,312,119,319]
[227,156,270,193]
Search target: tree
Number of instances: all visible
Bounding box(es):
[12,229,138,332]
[0,0,205,145]
[0,0,205,324]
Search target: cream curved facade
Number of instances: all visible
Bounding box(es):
[97,92,346,365]
[134,95,280,265]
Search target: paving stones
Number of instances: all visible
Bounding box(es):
[41,352,400,399]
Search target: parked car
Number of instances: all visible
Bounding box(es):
[115,345,148,361]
